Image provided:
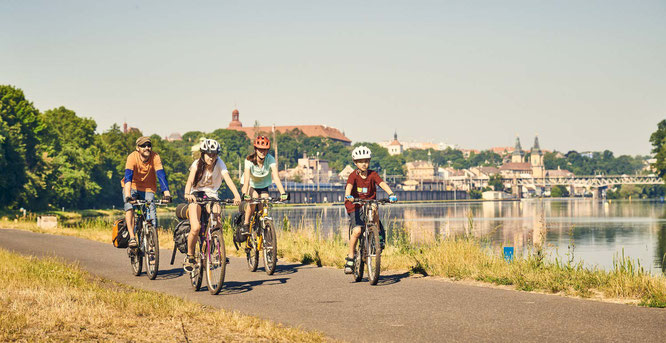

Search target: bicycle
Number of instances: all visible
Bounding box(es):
[350,198,391,285]
[127,198,169,280]
[170,196,234,295]
[239,197,286,275]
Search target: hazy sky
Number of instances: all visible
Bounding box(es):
[2,1,664,155]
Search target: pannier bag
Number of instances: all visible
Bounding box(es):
[112,219,130,248]
[173,220,191,254]
[175,203,189,220]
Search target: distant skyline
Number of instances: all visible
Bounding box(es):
[2,1,664,156]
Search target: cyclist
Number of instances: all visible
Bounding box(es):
[122,136,171,249]
[183,138,242,272]
[239,135,288,235]
[343,145,397,274]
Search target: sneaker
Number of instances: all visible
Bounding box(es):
[183,255,196,272]
[128,238,138,248]
[344,257,354,274]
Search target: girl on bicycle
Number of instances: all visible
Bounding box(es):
[240,135,288,235]
[183,138,241,271]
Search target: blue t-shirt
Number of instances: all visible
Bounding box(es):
[244,154,276,189]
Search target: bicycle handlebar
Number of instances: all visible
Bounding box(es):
[351,198,392,205]
[193,198,236,205]
[132,199,170,206]
[246,197,286,205]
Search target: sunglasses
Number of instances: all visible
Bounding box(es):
[204,152,218,157]
[139,143,152,148]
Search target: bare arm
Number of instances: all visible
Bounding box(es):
[345,183,353,197]
[123,182,132,200]
[184,165,196,201]
[270,164,286,194]
[378,181,393,196]
[241,165,251,196]
[222,170,241,201]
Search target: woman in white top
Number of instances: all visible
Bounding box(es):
[183,139,241,271]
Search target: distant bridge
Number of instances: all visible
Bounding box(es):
[511,175,663,187]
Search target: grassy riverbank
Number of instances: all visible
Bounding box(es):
[0,248,328,342]
[2,217,665,307]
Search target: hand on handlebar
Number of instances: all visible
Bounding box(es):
[389,194,397,203]
[185,194,196,203]
[243,194,251,201]
[280,193,289,201]
[345,195,354,202]
[233,196,241,206]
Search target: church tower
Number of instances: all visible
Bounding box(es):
[530,135,545,178]
[511,136,524,163]
[228,109,242,128]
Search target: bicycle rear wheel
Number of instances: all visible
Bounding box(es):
[145,224,160,280]
[262,220,278,275]
[353,233,365,282]
[366,225,381,285]
[190,239,203,291]
[206,229,226,295]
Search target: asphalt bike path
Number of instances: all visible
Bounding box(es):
[1,229,664,342]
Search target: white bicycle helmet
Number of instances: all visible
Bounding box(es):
[352,146,372,161]
[200,138,220,154]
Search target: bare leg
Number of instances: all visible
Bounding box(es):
[125,209,135,239]
[348,226,362,258]
[187,203,202,256]
[243,188,260,225]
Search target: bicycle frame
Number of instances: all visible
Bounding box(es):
[245,197,283,250]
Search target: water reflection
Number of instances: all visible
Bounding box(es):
[68,199,666,274]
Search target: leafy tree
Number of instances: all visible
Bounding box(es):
[0,85,46,209]
[650,120,666,180]
[550,185,569,198]
[488,174,504,192]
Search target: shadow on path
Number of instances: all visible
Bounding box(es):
[222,277,290,295]
[157,267,184,280]
[375,272,411,286]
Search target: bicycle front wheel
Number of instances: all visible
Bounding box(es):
[145,224,160,280]
[366,225,381,285]
[206,229,226,295]
[262,220,278,275]
[246,232,259,272]
[353,234,365,282]
[130,230,142,276]
[190,239,203,291]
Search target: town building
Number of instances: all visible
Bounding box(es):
[406,160,436,180]
[386,131,404,156]
[165,133,182,142]
[278,153,335,184]
[226,109,351,145]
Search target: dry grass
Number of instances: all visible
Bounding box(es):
[0,248,330,342]
[4,216,666,307]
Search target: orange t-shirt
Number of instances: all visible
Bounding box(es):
[121,151,163,193]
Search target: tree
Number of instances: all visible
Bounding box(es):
[650,120,666,179]
[488,174,504,192]
[550,185,569,198]
[0,85,46,209]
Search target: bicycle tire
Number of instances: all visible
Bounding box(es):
[353,233,364,282]
[206,229,226,295]
[130,227,143,276]
[262,220,278,275]
[190,239,203,291]
[246,232,259,272]
[366,225,381,285]
[145,224,160,280]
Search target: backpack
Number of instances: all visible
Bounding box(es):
[112,219,130,248]
[173,220,191,254]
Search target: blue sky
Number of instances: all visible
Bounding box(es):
[2,1,664,155]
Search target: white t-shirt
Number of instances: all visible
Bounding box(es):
[190,157,228,198]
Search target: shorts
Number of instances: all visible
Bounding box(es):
[249,186,270,196]
[348,209,366,229]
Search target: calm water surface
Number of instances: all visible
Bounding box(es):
[89,199,666,274]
